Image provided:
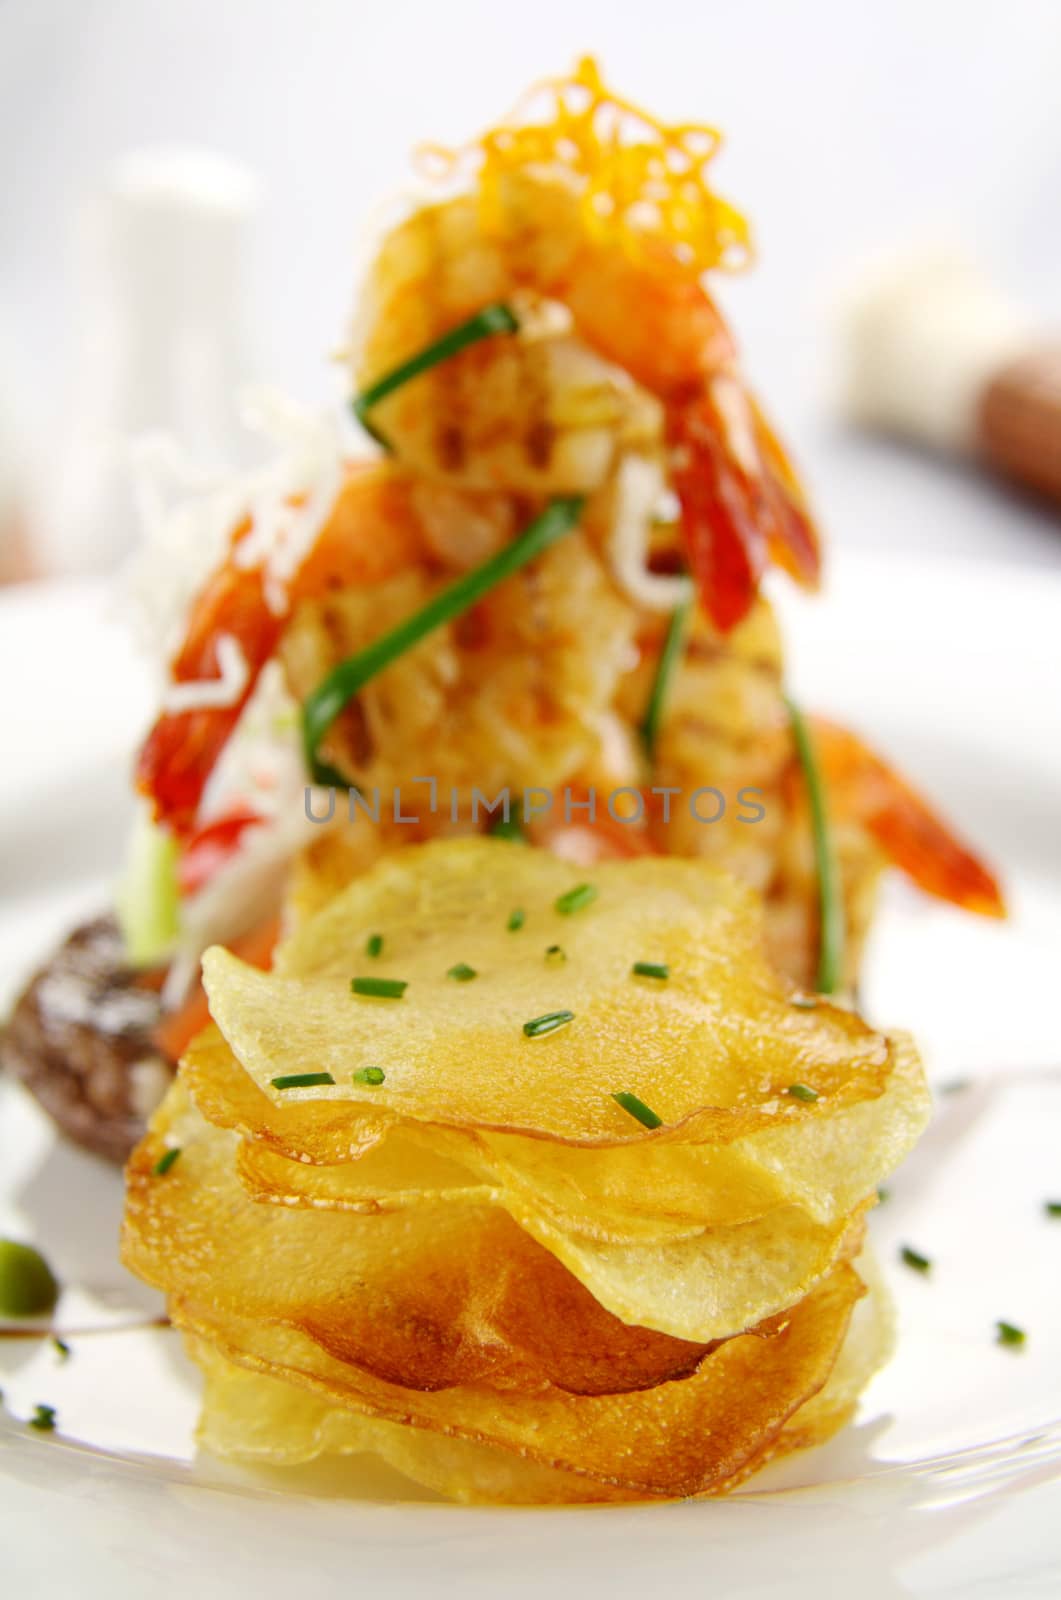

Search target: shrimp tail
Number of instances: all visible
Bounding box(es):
[669,379,822,632]
[810,719,1006,918]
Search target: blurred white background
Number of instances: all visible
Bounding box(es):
[1,0,1060,572]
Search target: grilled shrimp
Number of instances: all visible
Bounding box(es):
[353,168,819,630]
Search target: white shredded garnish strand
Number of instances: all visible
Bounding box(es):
[120,388,347,666]
[608,454,690,612]
[162,633,249,714]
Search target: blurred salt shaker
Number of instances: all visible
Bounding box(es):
[43,148,263,574]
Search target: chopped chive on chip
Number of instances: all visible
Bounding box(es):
[447,963,477,982]
[555,883,597,916]
[151,1147,181,1177]
[790,995,818,1010]
[876,1186,890,1205]
[52,1337,70,1361]
[28,1403,56,1432]
[900,1245,932,1274]
[545,945,566,965]
[351,976,408,999]
[352,1066,386,1087]
[507,908,526,932]
[631,961,669,981]
[365,933,384,958]
[523,1010,575,1039]
[490,814,525,842]
[996,1320,1026,1348]
[271,1072,336,1090]
[612,1091,664,1130]
[1045,1201,1061,1218]
[786,1083,819,1103]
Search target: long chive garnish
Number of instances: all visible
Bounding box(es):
[900,1245,932,1274]
[151,1147,181,1177]
[447,963,477,982]
[612,1091,663,1130]
[353,303,519,430]
[351,976,407,1000]
[996,1320,1026,1348]
[631,961,669,980]
[523,1010,575,1038]
[786,1082,819,1103]
[302,497,584,782]
[271,1072,336,1090]
[785,697,844,995]
[554,883,597,916]
[352,1066,386,1086]
[640,588,692,762]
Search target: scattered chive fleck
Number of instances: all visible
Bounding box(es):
[353,303,519,426]
[507,908,526,932]
[0,1239,59,1317]
[1045,1201,1061,1218]
[151,1147,181,1177]
[785,696,845,995]
[786,1083,819,1103]
[271,1072,336,1090]
[351,976,408,999]
[555,883,597,917]
[900,1245,932,1274]
[447,963,477,982]
[996,1320,1026,1348]
[612,1092,664,1130]
[876,1186,890,1205]
[28,1404,56,1432]
[940,1077,971,1095]
[631,961,669,981]
[523,1010,575,1039]
[490,813,525,842]
[545,945,566,965]
[790,995,818,1011]
[352,1067,386,1087]
[365,933,384,959]
[302,496,583,782]
[52,1337,70,1361]
[640,588,692,762]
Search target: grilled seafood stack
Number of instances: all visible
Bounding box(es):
[6,60,999,1169]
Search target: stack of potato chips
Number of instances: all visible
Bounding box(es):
[123,839,929,1503]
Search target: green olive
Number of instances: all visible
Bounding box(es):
[0,1239,60,1317]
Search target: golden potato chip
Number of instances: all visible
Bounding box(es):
[190,1334,644,1504]
[198,1023,924,1240]
[124,1088,718,1393]
[174,1252,863,1501]
[189,1253,888,1504]
[202,840,893,1148]
[127,1081,866,1345]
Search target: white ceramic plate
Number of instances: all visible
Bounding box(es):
[2,554,1060,1598]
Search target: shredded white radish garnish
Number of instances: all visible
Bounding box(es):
[121,389,348,667]
[608,454,690,612]
[162,633,249,714]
